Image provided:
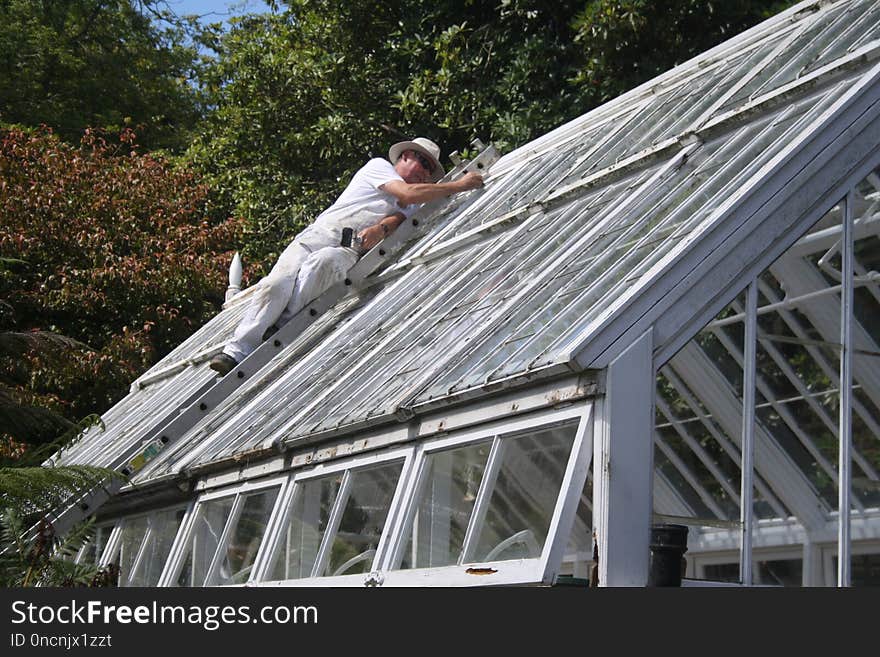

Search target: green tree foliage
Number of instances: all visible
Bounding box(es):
[188,0,795,270]
[0,0,204,151]
[570,0,795,103]
[0,127,243,439]
[0,509,117,586]
[0,411,121,587]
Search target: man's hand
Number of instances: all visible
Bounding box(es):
[358,223,388,251]
[358,212,407,251]
[382,171,485,207]
[456,171,484,192]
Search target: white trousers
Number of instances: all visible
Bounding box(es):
[223,239,360,361]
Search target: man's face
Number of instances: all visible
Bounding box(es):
[395,150,435,184]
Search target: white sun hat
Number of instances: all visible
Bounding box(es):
[388,137,445,182]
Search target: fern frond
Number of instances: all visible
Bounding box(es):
[0,464,120,516]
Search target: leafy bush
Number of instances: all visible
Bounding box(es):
[0,127,243,436]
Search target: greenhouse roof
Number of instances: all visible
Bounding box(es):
[56,0,880,546]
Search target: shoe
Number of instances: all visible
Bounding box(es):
[262,324,279,341]
[209,353,239,376]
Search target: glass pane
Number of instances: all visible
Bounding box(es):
[757,558,802,587]
[210,488,280,586]
[850,552,880,587]
[266,473,343,581]
[399,441,492,569]
[321,460,404,577]
[116,516,149,585]
[467,424,577,562]
[851,188,880,507]
[78,524,113,567]
[126,507,187,587]
[175,496,234,586]
[559,466,593,580]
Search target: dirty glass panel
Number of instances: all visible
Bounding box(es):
[718,2,850,112]
[320,460,404,577]
[124,507,187,587]
[132,507,187,586]
[116,516,149,583]
[175,496,234,587]
[246,243,486,445]
[757,557,803,587]
[265,473,343,581]
[701,561,740,583]
[802,1,880,76]
[414,170,655,402]
[654,291,776,560]
[398,441,492,569]
[490,80,850,381]
[77,523,114,567]
[467,424,577,562]
[851,175,880,507]
[557,467,593,581]
[698,556,802,586]
[833,551,880,586]
[209,487,280,586]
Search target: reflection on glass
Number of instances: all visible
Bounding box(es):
[268,474,343,581]
[833,552,880,587]
[703,558,802,586]
[117,517,149,581]
[211,488,279,586]
[176,496,234,586]
[122,507,187,587]
[468,425,576,562]
[400,441,491,569]
[321,461,403,577]
[78,524,113,567]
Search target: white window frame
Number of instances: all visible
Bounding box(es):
[159,475,287,587]
[74,520,117,566]
[87,504,190,586]
[376,401,593,587]
[162,401,593,587]
[252,445,415,587]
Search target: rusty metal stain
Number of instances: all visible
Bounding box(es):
[465,567,498,575]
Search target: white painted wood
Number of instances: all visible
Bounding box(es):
[740,282,758,586]
[802,539,821,587]
[460,437,505,563]
[97,522,123,569]
[542,402,595,584]
[594,329,654,586]
[311,471,352,577]
[838,188,854,587]
[574,61,880,371]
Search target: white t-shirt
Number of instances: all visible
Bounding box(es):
[296,158,420,248]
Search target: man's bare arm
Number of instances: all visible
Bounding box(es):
[381,171,484,207]
[358,212,407,251]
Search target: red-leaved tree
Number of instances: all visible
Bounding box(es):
[0,127,243,451]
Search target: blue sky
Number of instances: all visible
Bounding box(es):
[162,0,268,27]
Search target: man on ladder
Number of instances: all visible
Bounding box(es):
[210,137,484,375]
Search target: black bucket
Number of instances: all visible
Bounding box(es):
[648,524,689,587]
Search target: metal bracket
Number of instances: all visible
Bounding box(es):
[364,570,385,587]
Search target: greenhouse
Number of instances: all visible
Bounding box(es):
[53,0,880,586]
